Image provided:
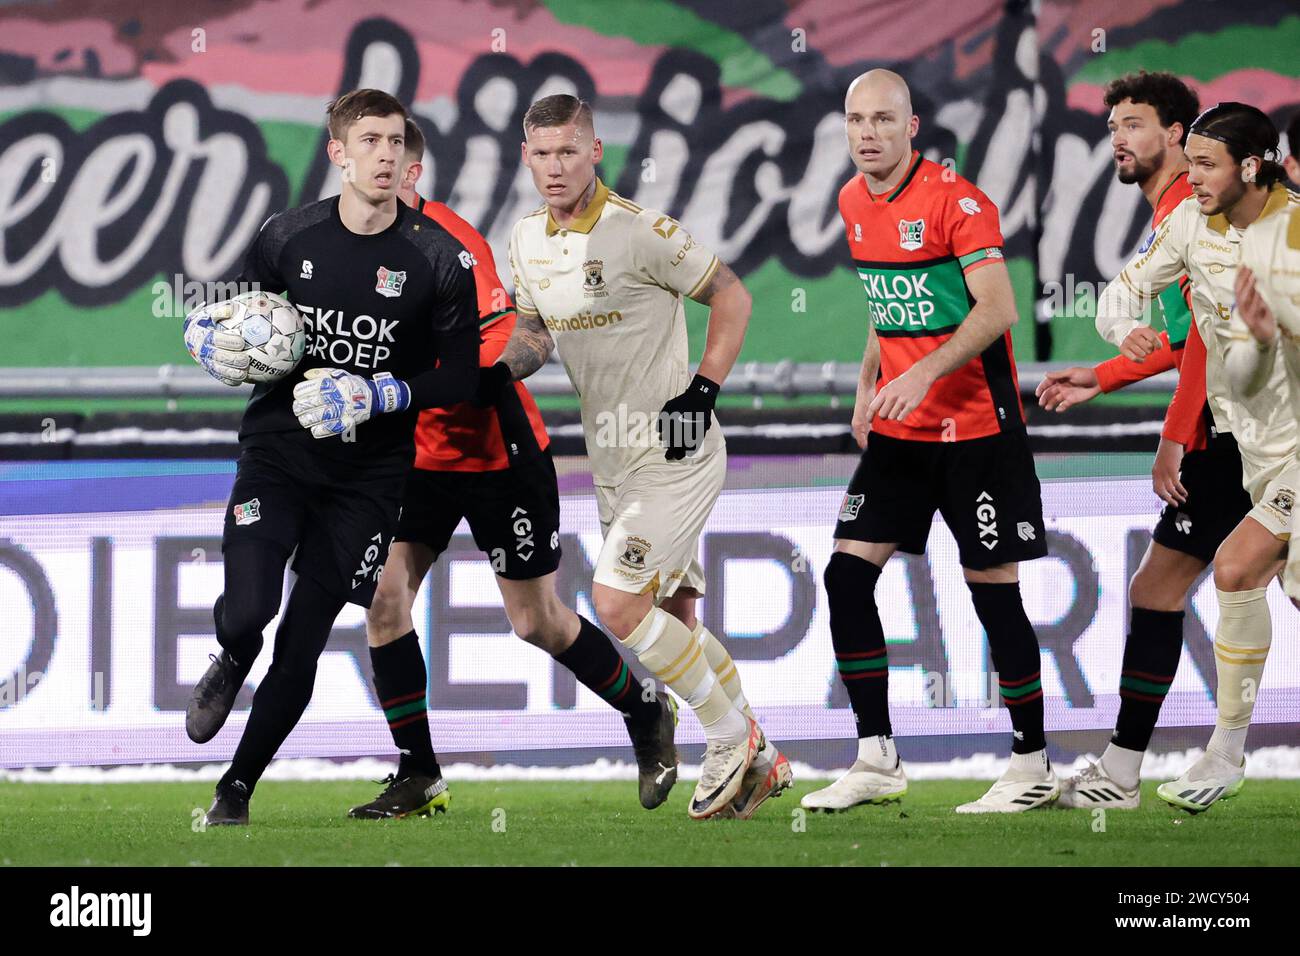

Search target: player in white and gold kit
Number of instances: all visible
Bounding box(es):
[1094,103,1299,812]
[481,94,790,819]
[1234,117,1300,606]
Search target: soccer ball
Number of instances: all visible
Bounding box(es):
[206,291,306,383]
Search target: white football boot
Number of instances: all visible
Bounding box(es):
[688,717,764,820]
[1057,760,1141,809]
[714,742,794,820]
[1156,750,1245,814]
[800,758,908,811]
[955,750,1059,813]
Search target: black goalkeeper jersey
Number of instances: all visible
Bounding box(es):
[235,196,480,463]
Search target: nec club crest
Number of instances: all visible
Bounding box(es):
[232,498,261,526]
[375,266,407,298]
[898,218,925,251]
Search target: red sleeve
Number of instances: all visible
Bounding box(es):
[478,312,514,366]
[837,179,858,241]
[1094,331,1176,392]
[946,184,1004,274]
[1162,319,1208,450]
[463,233,513,324]
[419,200,515,326]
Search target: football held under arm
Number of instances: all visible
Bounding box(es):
[184,213,289,386]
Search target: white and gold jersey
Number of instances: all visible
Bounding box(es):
[509,178,722,487]
[1241,205,1300,593]
[1096,184,1300,483]
[1240,204,1300,421]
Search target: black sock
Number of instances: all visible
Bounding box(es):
[213,541,289,665]
[823,552,891,739]
[969,581,1046,754]
[1112,607,1184,752]
[554,616,659,723]
[221,575,343,796]
[371,630,441,778]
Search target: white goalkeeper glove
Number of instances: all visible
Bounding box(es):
[183,302,249,386]
[291,368,411,439]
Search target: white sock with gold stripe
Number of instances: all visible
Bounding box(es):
[690,621,770,766]
[1211,586,1271,763]
[621,608,747,745]
[690,621,753,718]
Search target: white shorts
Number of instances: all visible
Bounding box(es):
[1242,456,1298,540]
[1258,458,1300,601]
[1284,535,1300,602]
[592,442,727,603]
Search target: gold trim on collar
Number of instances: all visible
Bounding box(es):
[1259,182,1292,222]
[1287,207,1300,252]
[1209,183,1293,235]
[546,178,609,236]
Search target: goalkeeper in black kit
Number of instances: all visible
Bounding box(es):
[180,89,481,826]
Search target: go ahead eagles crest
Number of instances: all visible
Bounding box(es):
[583,258,608,296]
[619,535,652,571]
[898,218,925,251]
[375,265,407,298]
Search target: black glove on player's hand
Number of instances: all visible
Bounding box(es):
[657,373,720,461]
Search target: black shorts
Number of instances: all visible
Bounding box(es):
[1152,431,1252,563]
[395,450,562,580]
[834,428,1048,570]
[221,437,406,608]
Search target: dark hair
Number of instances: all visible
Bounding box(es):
[1103,71,1200,144]
[326,89,407,141]
[523,94,594,135]
[1190,102,1285,186]
[403,118,426,161]
[1287,111,1300,163]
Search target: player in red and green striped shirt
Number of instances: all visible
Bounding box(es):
[804,69,1055,815]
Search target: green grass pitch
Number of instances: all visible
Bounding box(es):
[3,779,1299,866]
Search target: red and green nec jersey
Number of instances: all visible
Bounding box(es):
[410,196,550,472]
[1090,170,1208,449]
[840,151,1021,442]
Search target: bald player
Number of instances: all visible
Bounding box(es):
[804,71,1057,814]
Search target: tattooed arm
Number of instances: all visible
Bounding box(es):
[689,260,752,386]
[499,309,554,381]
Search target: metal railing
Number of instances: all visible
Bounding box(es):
[0,361,1177,401]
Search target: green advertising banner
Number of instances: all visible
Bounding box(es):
[1,0,1297,372]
